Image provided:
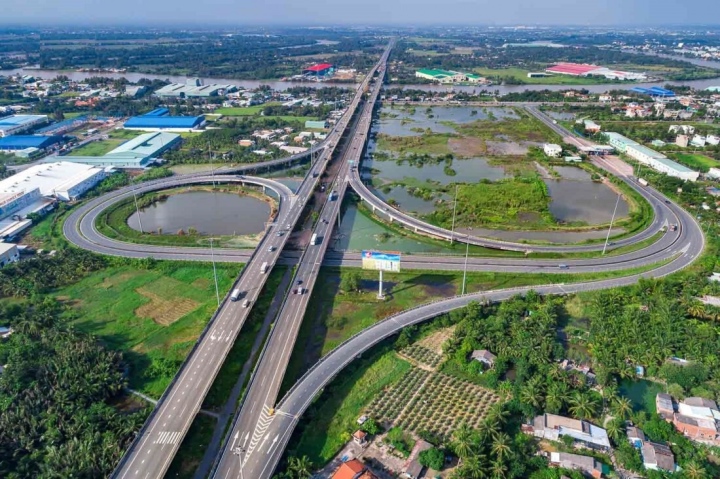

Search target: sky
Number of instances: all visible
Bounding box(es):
[2,0,719,26]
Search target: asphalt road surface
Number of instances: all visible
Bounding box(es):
[110,38,383,479]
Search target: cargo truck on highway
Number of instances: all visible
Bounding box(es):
[230,288,242,301]
[310,233,319,245]
[638,178,648,186]
[260,262,269,273]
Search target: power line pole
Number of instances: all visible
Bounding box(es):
[462,234,470,295]
[602,192,622,255]
[132,182,144,234]
[210,237,220,307]
[450,184,459,245]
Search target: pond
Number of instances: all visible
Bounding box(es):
[127,191,270,236]
[544,167,629,224]
[619,379,665,414]
[374,105,519,137]
[334,203,458,254]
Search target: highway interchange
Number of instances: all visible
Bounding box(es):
[56,41,706,479]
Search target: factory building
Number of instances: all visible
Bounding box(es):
[604,132,698,181]
[59,131,181,169]
[415,69,467,83]
[124,114,205,132]
[0,161,107,239]
[303,63,335,78]
[0,135,65,152]
[545,63,647,81]
[154,79,237,98]
[0,115,49,137]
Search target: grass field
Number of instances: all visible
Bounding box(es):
[290,347,411,465]
[71,139,125,156]
[669,152,720,172]
[55,262,241,397]
[376,132,452,156]
[281,260,671,394]
[214,105,270,116]
[108,129,143,140]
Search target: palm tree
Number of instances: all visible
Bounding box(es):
[497,381,513,400]
[453,422,475,461]
[683,461,707,479]
[519,379,543,411]
[461,453,487,479]
[491,433,512,461]
[287,455,313,479]
[612,397,633,420]
[486,404,510,427]
[569,391,598,420]
[604,419,623,444]
[490,459,508,479]
[545,382,569,414]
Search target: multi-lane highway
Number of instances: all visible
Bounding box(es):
[57,41,707,479]
[109,41,390,479]
[210,42,392,479]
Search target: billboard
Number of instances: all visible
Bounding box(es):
[362,250,401,272]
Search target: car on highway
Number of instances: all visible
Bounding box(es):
[242,299,251,308]
[558,264,569,269]
[293,287,305,295]
[276,232,283,237]
[296,279,303,285]
[268,246,275,252]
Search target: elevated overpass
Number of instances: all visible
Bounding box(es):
[109,41,390,479]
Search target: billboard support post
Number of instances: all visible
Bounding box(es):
[378,270,384,299]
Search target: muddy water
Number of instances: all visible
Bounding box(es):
[127,191,270,235]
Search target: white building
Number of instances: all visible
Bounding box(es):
[0,161,106,223]
[625,144,699,182]
[690,135,707,147]
[707,167,720,180]
[0,115,48,137]
[543,144,562,157]
[707,135,720,146]
[0,243,19,267]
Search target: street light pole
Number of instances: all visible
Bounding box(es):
[132,182,144,234]
[210,238,220,307]
[602,192,622,255]
[462,234,469,295]
[450,184,459,245]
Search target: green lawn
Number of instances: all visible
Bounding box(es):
[282,261,671,395]
[71,139,125,156]
[107,129,143,140]
[55,262,241,397]
[290,347,411,465]
[376,132,453,156]
[669,153,720,172]
[214,105,268,116]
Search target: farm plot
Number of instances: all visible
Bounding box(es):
[366,367,500,441]
[399,327,455,369]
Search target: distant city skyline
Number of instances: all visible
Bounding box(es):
[2,0,720,27]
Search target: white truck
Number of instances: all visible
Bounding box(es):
[310,233,319,245]
[260,262,269,273]
[638,178,648,187]
[230,288,241,302]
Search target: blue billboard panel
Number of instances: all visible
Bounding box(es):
[361,250,401,272]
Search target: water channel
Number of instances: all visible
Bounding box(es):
[127,191,270,236]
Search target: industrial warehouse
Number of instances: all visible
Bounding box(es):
[415,68,488,84]
[0,162,107,240]
[154,78,238,98]
[58,131,181,168]
[123,108,206,132]
[302,63,335,79]
[0,114,49,137]
[604,132,700,181]
[545,63,648,81]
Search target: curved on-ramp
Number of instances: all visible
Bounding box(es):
[63,175,294,261]
[235,182,705,479]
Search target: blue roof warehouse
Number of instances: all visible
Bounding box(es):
[124,112,206,132]
[0,135,66,151]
